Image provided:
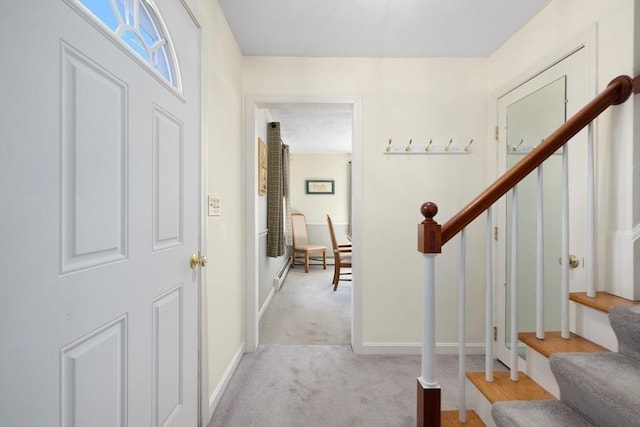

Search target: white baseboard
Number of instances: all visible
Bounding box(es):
[258,286,276,321]
[359,342,486,355]
[207,342,246,424]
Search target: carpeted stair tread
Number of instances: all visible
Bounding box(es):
[492,400,593,427]
[569,291,637,313]
[441,410,484,426]
[609,304,640,361]
[550,352,640,427]
[518,331,608,358]
[467,371,554,403]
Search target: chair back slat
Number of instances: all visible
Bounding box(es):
[291,213,310,247]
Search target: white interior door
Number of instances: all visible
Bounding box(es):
[0,1,201,425]
[495,48,589,367]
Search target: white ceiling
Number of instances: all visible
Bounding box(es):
[268,104,353,154]
[219,0,551,153]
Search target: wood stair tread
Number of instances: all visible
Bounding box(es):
[518,331,609,358]
[570,291,638,313]
[441,410,484,426]
[467,371,554,404]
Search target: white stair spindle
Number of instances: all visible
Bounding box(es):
[459,229,467,423]
[587,122,596,297]
[562,145,570,339]
[420,254,439,388]
[537,165,545,340]
[485,207,494,383]
[510,186,519,381]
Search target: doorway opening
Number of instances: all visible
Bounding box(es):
[245,97,363,353]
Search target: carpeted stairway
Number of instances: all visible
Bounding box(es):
[492,305,640,427]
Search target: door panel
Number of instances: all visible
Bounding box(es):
[152,106,184,251]
[60,315,128,427]
[152,285,184,427]
[61,43,128,272]
[0,1,201,425]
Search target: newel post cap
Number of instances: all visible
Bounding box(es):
[418,202,442,254]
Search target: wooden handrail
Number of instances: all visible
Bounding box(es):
[436,74,637,246]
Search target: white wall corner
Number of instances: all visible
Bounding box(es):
[207,342,246,425]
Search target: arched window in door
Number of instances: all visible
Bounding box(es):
[76,0,182,92]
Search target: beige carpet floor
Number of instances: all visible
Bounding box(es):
[208,267,505,427]
[259,267,351,345]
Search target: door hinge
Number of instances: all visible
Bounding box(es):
[493,226,498,241]
[494,125,499,140]
[493,326,497,341]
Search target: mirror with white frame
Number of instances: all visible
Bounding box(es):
[505,76,567,358]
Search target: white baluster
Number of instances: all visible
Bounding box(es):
[511,186,519,381]
[459,229,467,423]
[562,145,570,339]
[420,254,439,388]
[537,165,545,340]
[486,207,494,383]
[587,123,596,297]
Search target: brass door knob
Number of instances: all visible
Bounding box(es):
[190,253,207,269]
[558,254,579,269]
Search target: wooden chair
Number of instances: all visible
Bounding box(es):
[326,214,352,291]
[291,212,326,273]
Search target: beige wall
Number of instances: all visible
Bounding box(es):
[488,0,639,299]
[244,58,490,348]
[290,153,352,252]
[186,0,246,418]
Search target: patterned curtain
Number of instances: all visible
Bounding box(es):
[267,122,285,257]
[283,144,292,246]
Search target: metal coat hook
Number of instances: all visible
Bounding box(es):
[386,139,392,152]
[405,138,413,152]
[512,139,524,151]
[425,138,433,152]
[444,138,454,152]
[464,138,474,152]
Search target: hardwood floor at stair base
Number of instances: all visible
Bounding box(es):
[466,371,554,403]
[441,410,485,426]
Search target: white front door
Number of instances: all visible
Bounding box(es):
[0,1,202,425]
[495,47,588,367]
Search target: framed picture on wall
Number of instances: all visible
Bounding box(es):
[305,179,334,195]
[258,137,267,196]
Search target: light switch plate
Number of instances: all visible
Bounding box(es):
[208,195,221,216]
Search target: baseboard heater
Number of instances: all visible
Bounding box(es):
[273,258,291,291]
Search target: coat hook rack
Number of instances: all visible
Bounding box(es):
[383,137,474,155]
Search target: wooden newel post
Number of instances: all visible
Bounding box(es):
[418,202,442,255]
[417,202,442,427]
